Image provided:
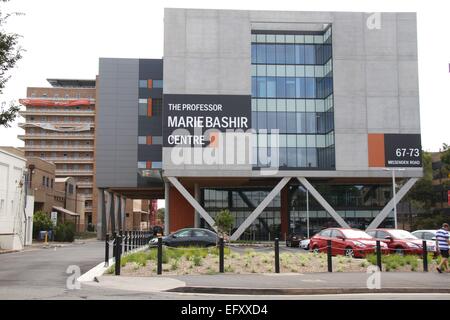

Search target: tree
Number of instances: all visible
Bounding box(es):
[156,208,165,224]
[32,211,53,239]
[214,209,234,237]
[0,0,23,127]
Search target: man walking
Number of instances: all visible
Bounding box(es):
[436,223,450,273]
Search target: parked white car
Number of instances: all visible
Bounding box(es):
[300,239,310,250]
[411,230,437,252]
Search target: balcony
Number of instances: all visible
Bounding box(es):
[18,134,94,140]
[56,169,93,176]
[18,122,94,128]
[77,182,93,188]
[84,206,93,212]
[83,194,93,201]
[19,109,95,116]
[24,145,94,151]
[43,157,94,164]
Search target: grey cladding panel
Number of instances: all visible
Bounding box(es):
[96,58,139,188]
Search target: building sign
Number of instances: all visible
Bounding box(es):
[51,211,58,226]
[368,133,422,168]
[163,94,251,147]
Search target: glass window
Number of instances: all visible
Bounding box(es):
[295,45,305,64]
[297,147,307,167]
[304,45,315,64]
[138,136,146,144]
[266,44,276,64]
[174,229,191,237]
[286,112,296,133]
[257,112,267,129]
[287,148,296,167]
[252,77,257,96]
[286,78,296,98]
[152,161,162,169]
[139,80,147,88]
[285,44,295,64]
[152,136,163,145]
[138,161,146,169]
[276,77,285,97]
[256,44,266,64]
[153,80,163,88]
[256,77,266,97]
[276,45,285,64]
[267,77,276,98]
[307,148,317,167]
[267,112,277,130]
[296,113,306,133]
[306,112,317,133]
[305,78,316,98]
[251,44,257,64]
[276,112,286,132]
[139,103,147,116]
[296,78,305,98]
[279,147,287,167]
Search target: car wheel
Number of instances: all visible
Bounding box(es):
[345,247,355,258]
[395,247,404,256]
[286,241,291,247]
[305,244,310,250]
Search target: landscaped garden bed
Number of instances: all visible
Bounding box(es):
[106,247,444,276]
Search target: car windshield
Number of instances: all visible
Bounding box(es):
[388,230,418,240]
[341,229,373,239]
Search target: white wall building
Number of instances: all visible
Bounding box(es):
[0,148,34,250]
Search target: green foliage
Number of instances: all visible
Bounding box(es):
[54,222,75,242]
[214,209,234,236]
[366,254,419,271]
[192,255,202,266]
[32,211,53,239]
[0,0,24,127]
[156,208,165,224]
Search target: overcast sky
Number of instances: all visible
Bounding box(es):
[0,0,449,152]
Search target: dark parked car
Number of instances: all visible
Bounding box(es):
[149,228,218,247]
[286,233,302,247]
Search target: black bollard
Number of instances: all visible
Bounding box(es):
[376,240,382,272]
[124,231,128,253]
[119,230,123,256]
[422,240,428,272]
[219,237,224,273]
[275,238,280,273]
[115,234,122,275]
[327,239,332,272]
[157,237,162,275]
[112,232,117,258]
[104,233,110,267]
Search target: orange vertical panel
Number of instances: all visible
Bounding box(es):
[147,79,153,89]
[368,134,386,167]
[147,136,152,145]
[146,161,152,169]
[147,99,153,117]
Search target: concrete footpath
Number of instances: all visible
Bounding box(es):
[85,272,450,295]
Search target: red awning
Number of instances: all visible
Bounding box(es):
[19,99,91,107]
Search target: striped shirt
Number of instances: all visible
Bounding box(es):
[436,228,450,250]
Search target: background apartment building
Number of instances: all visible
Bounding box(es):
[19,79,96,231]
[18,79,155,232]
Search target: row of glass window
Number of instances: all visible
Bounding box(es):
[251,43,332,65]
[137,136,162,145]
[252,76,333,99]
[138,99,162,117]
[252,97,334,113]
[137,161,162,169]
[251,112,334,135]
[254,146,319,168]
[251,62,332,78]
[289,210,390,219]
[138,80,163,88]
[251,29,331,44]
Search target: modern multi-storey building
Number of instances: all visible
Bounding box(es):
[19,79,96,231]
[95,9,422,240]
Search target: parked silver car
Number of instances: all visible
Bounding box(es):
[411,230,437,252]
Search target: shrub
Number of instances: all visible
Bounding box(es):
[32,211,53,239]
[54,222,75,242]
[193,255,202,266]
[214,209,234,237]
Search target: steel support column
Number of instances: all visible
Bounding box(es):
[230,177,291,241]
[366,178,418,230]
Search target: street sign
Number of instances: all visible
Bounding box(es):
[51,211,58,226]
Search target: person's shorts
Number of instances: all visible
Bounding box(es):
[440,250,449,258]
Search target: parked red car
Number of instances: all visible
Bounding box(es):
[366,228,434,255]
[309,228,388,258]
